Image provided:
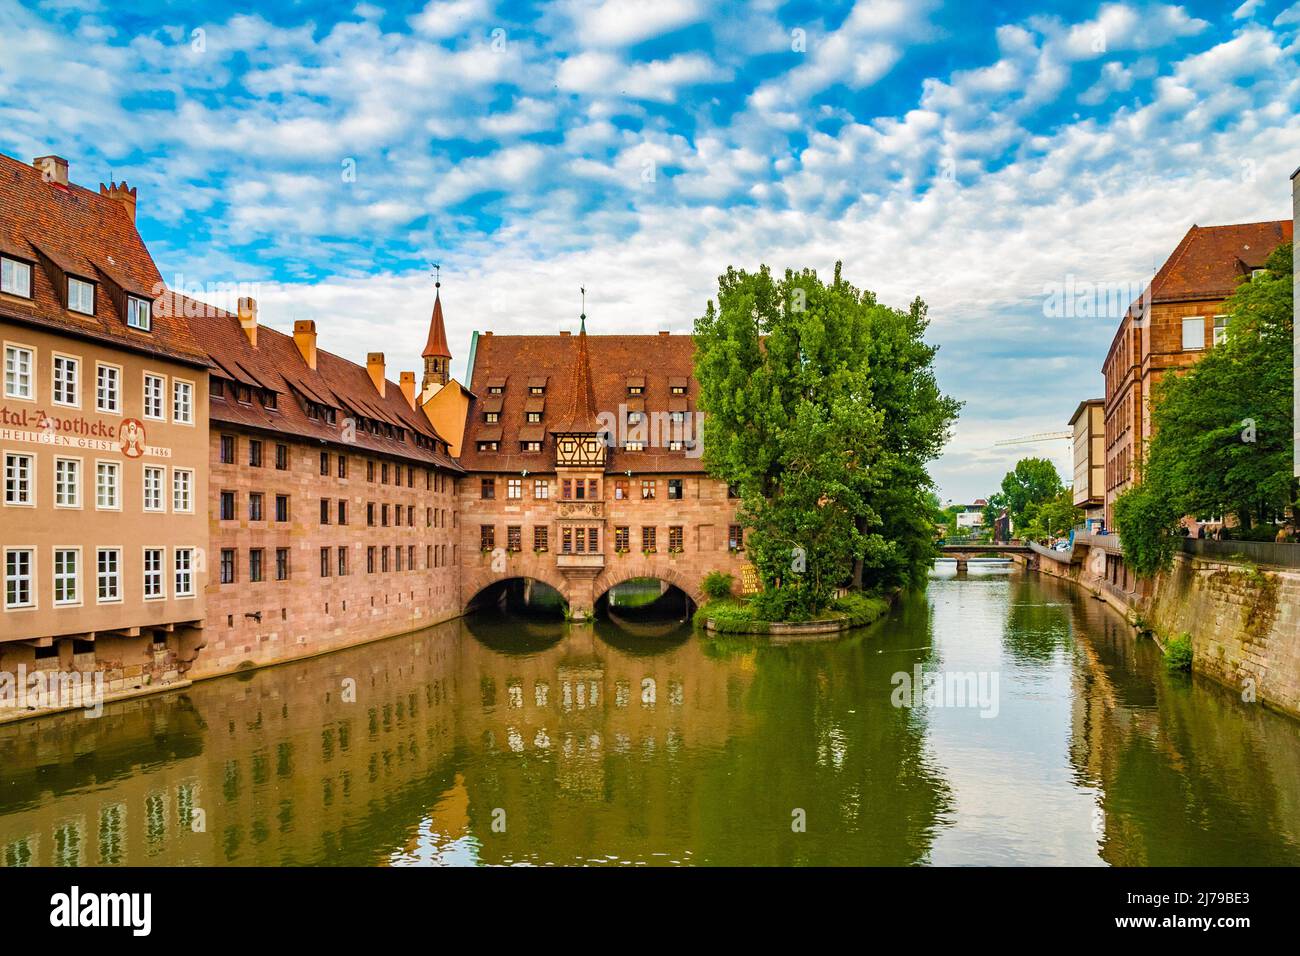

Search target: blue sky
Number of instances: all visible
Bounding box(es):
[2,0,1298,502]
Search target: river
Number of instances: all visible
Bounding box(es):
[2,564,1297,866]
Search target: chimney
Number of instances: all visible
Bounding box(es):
[367,353,386,398]
[293,320,317,370]
[32,155,69,186]
[400,371,416,409]
[99,181,138,223]
[237,297,258,348]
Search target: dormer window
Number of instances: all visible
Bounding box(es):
[488,386,503,395]
[628,385,643,396]
[127,296,152,331]
[68,276,95,315]
[521,440,542,452]
[671,385,686,395]
[478,440,499,453]
[484,411,499,423]
[529,386,544,395]
[526,411,542,423]
[0,257,32,297]
[628,411,643,426]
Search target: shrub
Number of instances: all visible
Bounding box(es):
[832,591,890,627]
[701,571,735,601]
[1164,633,1193,673]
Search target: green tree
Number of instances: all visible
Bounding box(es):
[999,457,1064,531]
[1116,242,1295,572]
[693,263,958,617]
[1018,487,1082,542]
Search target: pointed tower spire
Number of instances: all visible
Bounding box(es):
[552,286,601,435]
[422,263,452,390]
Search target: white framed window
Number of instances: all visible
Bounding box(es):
[126,296,151,331]
[4,345,33,399]
[4,548,34,609]
[143,373,165,420]
[172,379,193,424]
[1181,317,1205,351]
[53,548,79,606]
[95,460,120,510]
[97,548,121,603]
[534,479,549,499]
[174,548,195,598]
[172,468,194,513]
[143,548,164,600]
[96,363,121,413]
[68,277,95,315]
[1213,315,1229,347]
[54,457,80,508]
[0,256,32,297]
[52,353,79,406]
[143,465,165,512]
[4,452,33,505]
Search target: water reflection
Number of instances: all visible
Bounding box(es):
[1,566,1297,866]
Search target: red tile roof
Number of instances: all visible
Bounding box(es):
[0,152,208,367]
[162,292,461,471]
[1139,220,1293,310]
[422,290,451,359]
[550,320,602,434]
[461,331,706,473]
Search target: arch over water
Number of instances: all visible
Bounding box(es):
[464,575,569,615]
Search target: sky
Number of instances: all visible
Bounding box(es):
[2,0,1297,503]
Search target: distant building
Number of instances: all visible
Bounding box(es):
[1069,399,1104,528]
[954,500,987,530]
[1102,219,1293,526]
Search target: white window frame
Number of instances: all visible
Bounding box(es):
[3,343,34,400]
[143,372,166,421]
[142,547,165,601]
[4,547,35,610]
[126,296,152,331]
[0,256,32,297]
[97,547,122,604]
[1212,314,1229,347]
[4,451,34,506]
[174,548,195,598]
[143,465,165,512]
[534,479,549,499]
[54,456,81,509]
[68,276,95,315]
[96,362,121,414]
[172,467,194,513]
[51,352,79,407]
[172,378,194,425]
[95,459,121,511]
[1181,316,1205,351]
[53,547,81,607]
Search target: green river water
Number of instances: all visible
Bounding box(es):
[1,564,1297,866]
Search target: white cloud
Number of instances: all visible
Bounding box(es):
[560,0,706,48]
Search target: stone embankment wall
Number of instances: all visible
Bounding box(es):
[1033,549,1300,720]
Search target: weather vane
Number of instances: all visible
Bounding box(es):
[580,286,587,331]
[431,261,441,289]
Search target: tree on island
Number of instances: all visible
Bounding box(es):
[1115,241,1296,576]
[693,262,960,619]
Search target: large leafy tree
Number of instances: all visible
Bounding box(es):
[998,457,1065,531]
[1116,242,1296,573]
[693,263,958,617]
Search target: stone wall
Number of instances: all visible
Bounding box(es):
[1146,554,1300,718]
[1034,547,1300,719]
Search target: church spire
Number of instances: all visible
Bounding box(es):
[552,287,601,435]
[422,264,451,390]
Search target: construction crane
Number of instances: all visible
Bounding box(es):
[994,430,1071,447]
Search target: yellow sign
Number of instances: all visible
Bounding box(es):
[740,563,761,595]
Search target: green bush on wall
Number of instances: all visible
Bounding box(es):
[1165,633,1193,673]
[701,571,735,600]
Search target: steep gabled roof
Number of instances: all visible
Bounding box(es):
[162,291,461,471]
[0,152,208,366]
[460,331,704,473]
[550,320,602,434]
